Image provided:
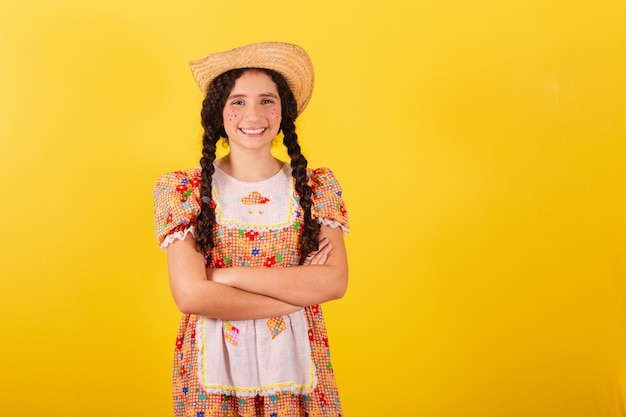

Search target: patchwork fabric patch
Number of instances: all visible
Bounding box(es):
[266,316,287,340]
[223,321,240,346]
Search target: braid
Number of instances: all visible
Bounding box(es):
[282,118,320,263]
[195,69,245,255]
[261,69,321,263]
[195,128,218,255]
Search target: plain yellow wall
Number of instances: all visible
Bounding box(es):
[1,0,625,416]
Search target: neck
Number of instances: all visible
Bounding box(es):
[215,152,284,182]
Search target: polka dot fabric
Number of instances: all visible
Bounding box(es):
[153,165,349,417]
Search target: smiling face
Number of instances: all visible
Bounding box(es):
[222,70,282,154]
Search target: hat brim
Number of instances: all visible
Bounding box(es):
[189,42,314,115]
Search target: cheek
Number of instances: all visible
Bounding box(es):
[226,111,238,122]
[271,108,281,119]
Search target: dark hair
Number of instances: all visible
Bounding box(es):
[195,68,320,263]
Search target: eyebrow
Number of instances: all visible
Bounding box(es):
[228,93,279,100]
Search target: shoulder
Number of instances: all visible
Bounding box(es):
[154,167,202,193]
[306,167,349,231]
[153,166,203,211]
[153,167,203,247]
[307,167,342,191]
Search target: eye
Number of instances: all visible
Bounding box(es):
[231,99,245,106]
[261,98,275,105]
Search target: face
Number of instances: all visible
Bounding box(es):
[222,70,282,153]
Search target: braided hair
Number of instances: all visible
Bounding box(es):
[195,68,320,263]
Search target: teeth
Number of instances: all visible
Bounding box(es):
[241,128,265,134]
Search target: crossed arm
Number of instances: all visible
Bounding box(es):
[166,225,348,321]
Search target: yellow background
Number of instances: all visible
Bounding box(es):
[1,0,625,416]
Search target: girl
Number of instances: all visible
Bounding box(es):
[153,42,349,417]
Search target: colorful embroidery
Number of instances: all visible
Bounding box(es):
[242,191,270,205]
[242,191,270,215]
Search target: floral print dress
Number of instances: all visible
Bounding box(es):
[153,163,349,417]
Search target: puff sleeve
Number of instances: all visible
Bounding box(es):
[153,168,202,249]
[308,167,349,233]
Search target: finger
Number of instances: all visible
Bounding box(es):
[303,251,318,265]
[316,237,330,251]
[317,241,333,256]
[303,238,334,265]
[309,243,333,265]
[313,251,329,265]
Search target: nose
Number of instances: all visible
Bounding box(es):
[243,103,263,122]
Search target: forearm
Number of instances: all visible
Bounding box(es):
[172,279,302,320]
[210,226,349,307]
[166,232,301,320]
[211,264,347,307]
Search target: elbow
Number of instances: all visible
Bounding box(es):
[331,287,347,301]
[175,300,196,315]
[172,294,195,315]
[170,285,201,315]
[336,280,348,300]
[329,269,348,301]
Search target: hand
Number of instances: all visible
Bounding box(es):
[302,237,333,266]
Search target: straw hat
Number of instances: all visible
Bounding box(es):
[189,42,314,115]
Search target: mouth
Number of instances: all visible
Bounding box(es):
[240,128,267,135]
